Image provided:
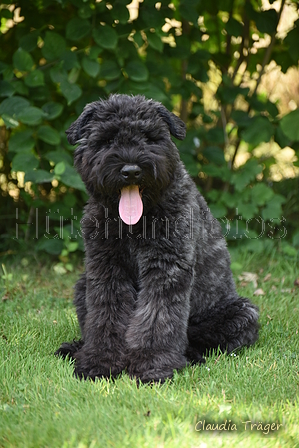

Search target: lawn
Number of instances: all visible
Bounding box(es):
[0,248,298,448]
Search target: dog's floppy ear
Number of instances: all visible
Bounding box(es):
[157,105,186,140]
[66,102,97,145]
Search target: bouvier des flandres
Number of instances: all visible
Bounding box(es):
[55,94,259,382]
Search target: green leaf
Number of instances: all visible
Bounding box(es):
[37,125,61,145]
[202,164,223,177]
[120,81,167,103]
[0,80,15,97]
[231,160,262,191]
[89,46,103,60]
[261,195,285,221]
[78,4,93,19]
[9,130,35,153]
[67,241,79,252]
[265,100,279,118]
[255,9,278,34]
[50,66,68,84]
[58,165,86,192]
[0,96,30,116]
[16,106,45,125]
[202,146,225,165]
[60,80,82,105]
[111,2,130,24]
[41,102,63,120]
[82,57,100,78]
[225,17,243,37]
[147,32,164,53]
[217,85,250,104]
[1,114,19,128]
[250,183,274,206]
[11,81,28,96]
[209,203,227,219]
[133,31,144,48]
[180,152,199,177]
[37,239,64,255]
[242,239,266,253]
[275,125,291,148]
[179,4,198,23]
[25,169,55,184]
[61,50,79,70]
[220,191,238,209]
[92,25,118,50]
[236,202,258,221]
[279,109,299,142]
[0,62,8,74]
[68,67,80,84]
[45,150,73,166]
[281,243,298,258]
[140,6,165,28]
[125,61,149,82]
[13,48,34,71]
[241,116,274,146]
[24,70,45,87]
[66,17,91,41]
[11,153,39,172]
[202,164,231,182]
[231,110,251,128]
[206,127,225,145]
[230,262,243,273]
[20,32,38,52]
[285,22,299,64]
[1,8,13,19]
[42,32,67,61]
[187,57,209,83]
[100,60,120,81]
[247,94,278,116]
[54,161,66,175]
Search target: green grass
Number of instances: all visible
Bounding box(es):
[0,249,298,448]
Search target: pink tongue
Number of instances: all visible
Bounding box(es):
[119,185,143,225]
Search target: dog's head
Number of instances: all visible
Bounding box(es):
[66,94,186,224]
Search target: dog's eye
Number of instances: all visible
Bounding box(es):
[99,138,113,145]
[141,134,155,145]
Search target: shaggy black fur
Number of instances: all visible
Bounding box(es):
[55,94,259,382]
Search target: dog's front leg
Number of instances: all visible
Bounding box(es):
[73,269,136,381]
[126,253,193,383]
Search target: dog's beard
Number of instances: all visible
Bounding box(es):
[76,142,179,224]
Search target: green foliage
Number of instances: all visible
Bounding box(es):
[0,0,299,256]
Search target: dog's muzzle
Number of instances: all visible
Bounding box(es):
[119,165,143,225]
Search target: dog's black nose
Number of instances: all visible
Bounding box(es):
[120,165,142,182]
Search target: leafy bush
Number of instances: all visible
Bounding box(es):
[0,0,299,257]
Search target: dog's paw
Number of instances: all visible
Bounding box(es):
[128,351,187,383]
[185,347,206,366]
[55,340,84,360]
[130,367,174,384]
[74,364,120,381]
[74,355,125,381]
[74,360,110,380]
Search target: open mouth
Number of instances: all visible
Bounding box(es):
[119,185,143,225]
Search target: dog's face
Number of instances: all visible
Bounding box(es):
[66,94,186,224]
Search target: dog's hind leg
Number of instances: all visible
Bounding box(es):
[186,296,259,362]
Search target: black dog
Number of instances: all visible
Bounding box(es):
[55,94,259,382]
